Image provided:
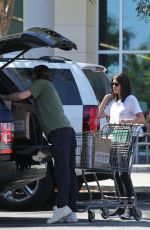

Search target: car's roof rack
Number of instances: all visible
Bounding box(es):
[0,56,72,64]
[39,56,72,62]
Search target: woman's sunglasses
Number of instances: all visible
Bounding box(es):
[111,82,120,87]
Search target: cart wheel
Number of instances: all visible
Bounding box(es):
[133,208,142,221]
[101,208,109,219]
[88,210,95,222]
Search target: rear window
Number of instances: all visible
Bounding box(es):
[82,69,111,104]
[3,68,82,105]
[3,68,32,90]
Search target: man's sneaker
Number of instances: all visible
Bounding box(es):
[47,205,72,224]
[52,206,78,223]
[63,212,78,223]
[120,208,132,220]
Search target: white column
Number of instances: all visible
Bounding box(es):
[23,0,54,58]
[54,0,96,63]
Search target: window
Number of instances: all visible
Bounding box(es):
[3,68,82,105]
[51,69,82,105]
[3,68,32,90]
[99,0,119,51]
[123,54,150,102]
[8,0,23,34]
[83,69,111,104]
[99,54,119,77]
[123,1,150,50]
[98,0,150,107]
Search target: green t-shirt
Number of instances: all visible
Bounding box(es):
[29,79,71,137]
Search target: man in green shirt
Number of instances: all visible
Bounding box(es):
[0,65,78,224]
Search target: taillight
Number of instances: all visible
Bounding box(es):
[83,105,100,132]
[0,122,14,154]
[1,123,14,144]
[1,131,13,143]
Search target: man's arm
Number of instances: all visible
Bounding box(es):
[0,90,32,101]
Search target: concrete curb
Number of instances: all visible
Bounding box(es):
[132,164,150,173]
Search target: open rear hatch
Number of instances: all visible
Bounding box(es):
[0,27,77,70]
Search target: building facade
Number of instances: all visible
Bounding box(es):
[9,0,150,107]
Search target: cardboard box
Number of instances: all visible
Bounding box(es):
[11,102,35,139]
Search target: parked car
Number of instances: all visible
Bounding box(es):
[0,27,111,211]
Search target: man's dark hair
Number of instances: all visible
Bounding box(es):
[33,65,52,81]
[112,72,132,102]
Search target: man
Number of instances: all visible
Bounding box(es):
[0,65,78,224]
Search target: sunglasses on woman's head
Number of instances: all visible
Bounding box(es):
[111,82,120,87]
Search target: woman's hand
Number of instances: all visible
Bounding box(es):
[119,112,146,124]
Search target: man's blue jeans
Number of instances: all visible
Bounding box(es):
[48,127,78,212]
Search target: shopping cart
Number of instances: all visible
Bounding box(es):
[76,123,142,221]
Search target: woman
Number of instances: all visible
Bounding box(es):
[98,73,145,219]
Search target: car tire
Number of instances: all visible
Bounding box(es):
[0,160,55,211]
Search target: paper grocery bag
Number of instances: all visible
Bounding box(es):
[93,136,111,169]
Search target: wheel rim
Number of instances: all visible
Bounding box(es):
[1,181,39,203]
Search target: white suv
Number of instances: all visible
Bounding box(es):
[0,27,111,211]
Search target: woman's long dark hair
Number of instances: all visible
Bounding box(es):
[111,73,132,102]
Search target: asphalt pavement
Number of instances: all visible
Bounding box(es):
[0,164,149,229]
[0,201,149,229]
